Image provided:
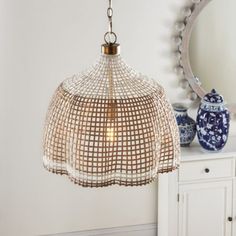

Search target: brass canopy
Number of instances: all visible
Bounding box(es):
[101,43,120,55]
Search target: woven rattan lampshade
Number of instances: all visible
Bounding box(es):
[43,2,180,187]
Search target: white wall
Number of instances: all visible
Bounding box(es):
[0,0,186,235]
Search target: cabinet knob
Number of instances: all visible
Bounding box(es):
[204,168,210,173]
[228,217,233,222]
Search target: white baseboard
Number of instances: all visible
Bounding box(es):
[47,223,157,236]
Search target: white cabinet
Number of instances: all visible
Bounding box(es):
[158,136,236,236]
[178,181,233,236]
[233,179,236,236]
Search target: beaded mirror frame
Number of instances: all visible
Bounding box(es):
[173,0,236,115]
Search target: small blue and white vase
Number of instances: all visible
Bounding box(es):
[172,103,196,147]
[196,89,230,152]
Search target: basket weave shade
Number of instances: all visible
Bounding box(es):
[43,51,180,187]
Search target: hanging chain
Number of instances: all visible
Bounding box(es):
[107,0,113,33]
[104,0,117,44]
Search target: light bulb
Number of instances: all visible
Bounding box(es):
[106,121,116,142]
[106,100,117,143]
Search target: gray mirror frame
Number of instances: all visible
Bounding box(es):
[174,0,236,114]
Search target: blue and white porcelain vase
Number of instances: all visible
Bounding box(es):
[173,103,196,147]
[196,89,230,152]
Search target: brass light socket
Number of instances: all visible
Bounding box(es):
[101,43,120,55]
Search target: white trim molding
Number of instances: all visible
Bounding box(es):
[44,223,157,236]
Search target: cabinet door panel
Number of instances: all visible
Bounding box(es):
[179,181,233,236]
[233,179,236,236]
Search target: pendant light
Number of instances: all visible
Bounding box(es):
[43,0,180,187]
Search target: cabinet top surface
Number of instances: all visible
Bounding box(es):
[180,135,236,162]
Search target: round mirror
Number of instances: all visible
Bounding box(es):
[189,0,236,104]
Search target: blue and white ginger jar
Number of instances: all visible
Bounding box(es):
[173,103,196,147]
[196,89,230,151]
